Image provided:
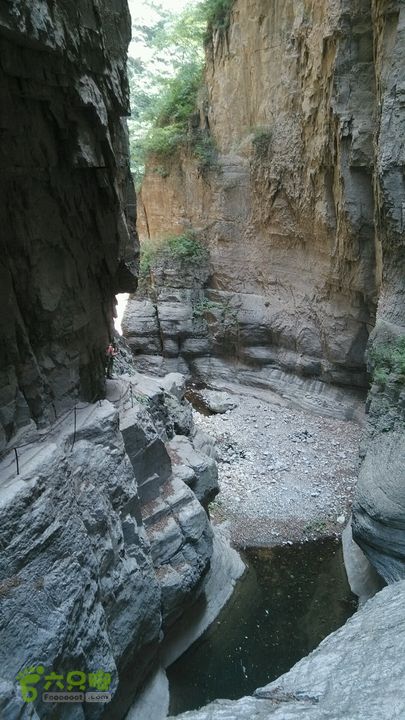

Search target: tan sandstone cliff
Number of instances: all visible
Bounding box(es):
[133,0,381,389]
[129,0,405,586]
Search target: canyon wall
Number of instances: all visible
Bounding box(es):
[0,0,139,449]
[0,366,222,719]
[132,0,405,597]
[0,4,227,718]
[134,0,380,389]
[352,0,405,583]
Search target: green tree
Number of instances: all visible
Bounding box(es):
[128,0,234,184]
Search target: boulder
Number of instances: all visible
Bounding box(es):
[199,390,238,414]
[167,436,219,508]
[158,373,187,400]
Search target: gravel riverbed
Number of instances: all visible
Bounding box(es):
[192,387,363,547]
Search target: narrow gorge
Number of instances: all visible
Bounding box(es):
[0,1,404,720]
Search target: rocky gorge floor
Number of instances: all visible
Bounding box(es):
[189,386,364,547]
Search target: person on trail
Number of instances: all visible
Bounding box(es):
[106,342,118,379]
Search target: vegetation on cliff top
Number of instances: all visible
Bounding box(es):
[369,336,405,389]
[204,0,235,43]
[139,231,208,278]
[128,0,234,185]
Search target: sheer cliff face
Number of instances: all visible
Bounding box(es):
[0,0,138,447]
[135,0,405,582]
[352,0,405,583]
[137,0,380,387]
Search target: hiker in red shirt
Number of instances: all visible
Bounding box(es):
[106,343,118,379]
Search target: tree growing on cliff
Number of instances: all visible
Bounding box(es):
[128,0,204,184]
[128,0,234,183]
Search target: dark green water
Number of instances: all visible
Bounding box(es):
[168,538,356,715]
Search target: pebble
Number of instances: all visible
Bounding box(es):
[192,385,361,545]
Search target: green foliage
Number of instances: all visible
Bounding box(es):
[154,61,203,128]
[139,232,207,279]
[165,232,208,259]
[192,297,239,335]
[369,336,405,388]
[144,62,219,167]
[151,3,206,61]
[202,0,235,41]
[139,240,157,278]
[373,368,390,388]
[193,298,224,318]
[192,129,218,171]
[128,1,225,180]
[143,124,186,159]
[152,165,170,178]
[252,127,273,157]
[128,1,206,181]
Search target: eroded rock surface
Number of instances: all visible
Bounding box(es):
[0,371,218,719]
[0,0,138,448]
[132,0,382,388]
[350,2,405,586]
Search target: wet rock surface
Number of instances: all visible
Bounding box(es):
[170,579,405,720]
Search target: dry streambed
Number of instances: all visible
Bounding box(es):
[192,388,362,546]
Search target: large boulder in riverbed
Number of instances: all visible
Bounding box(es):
[199,390,238,414]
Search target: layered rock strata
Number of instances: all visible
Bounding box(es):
[131,0,405,596]
[351,0,405,585]
[0,371,219,719]
[0,0,138,449]
[133,0,381,389]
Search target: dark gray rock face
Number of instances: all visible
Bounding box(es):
[0,401,160,719]
[167,435,219,509]
[123,251,212,372]
[353,430,405,582]
[0,373,215,719]
[352,324,405,583]
[0,0,138,448]
[351,2,405,585]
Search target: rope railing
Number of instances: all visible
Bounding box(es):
[0,378,136,478]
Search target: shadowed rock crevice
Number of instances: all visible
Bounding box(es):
[0,0,139,448]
